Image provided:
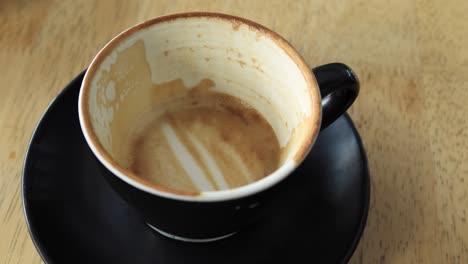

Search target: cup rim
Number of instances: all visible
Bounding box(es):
[78,12,321,202]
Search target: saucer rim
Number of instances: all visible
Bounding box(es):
[22,71,370,264]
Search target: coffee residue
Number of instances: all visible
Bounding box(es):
[123,79,280,193]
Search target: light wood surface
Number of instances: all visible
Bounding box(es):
[1,0,467,263]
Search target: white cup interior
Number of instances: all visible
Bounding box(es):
[79,13,321,201]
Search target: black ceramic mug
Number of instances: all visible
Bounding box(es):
[78,13,359,242]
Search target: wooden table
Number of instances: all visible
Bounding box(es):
[1,0,467,263]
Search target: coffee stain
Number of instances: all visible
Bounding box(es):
[125,79,280,192]
[254,64,265,73]
[223,100,261,125]
[166,114,219,189]
[237,60,247,68]
[91,35,283,194]
[286,115,316,163]
[129,121,198,192]
[188,79,215,96]
[8,151,16,160]
[232,20,241,31]
[150,79,187,103]
[95,39,154,160]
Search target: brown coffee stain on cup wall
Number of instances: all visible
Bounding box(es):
[232,20,241,31]
[94,38,281,193]
[283,115,316,163]
[126,80,281,192]
[95,39,155,163]
[93,39,202,195]
[129,116,200,193]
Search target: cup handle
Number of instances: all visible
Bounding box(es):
[312,63,360,130]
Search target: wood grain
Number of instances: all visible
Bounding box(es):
[1,0,467,263]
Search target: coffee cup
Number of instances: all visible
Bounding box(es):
[78,12,359,242]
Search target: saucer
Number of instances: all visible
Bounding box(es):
[22,72,370,264]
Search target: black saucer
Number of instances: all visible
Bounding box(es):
[22,72,370,264]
